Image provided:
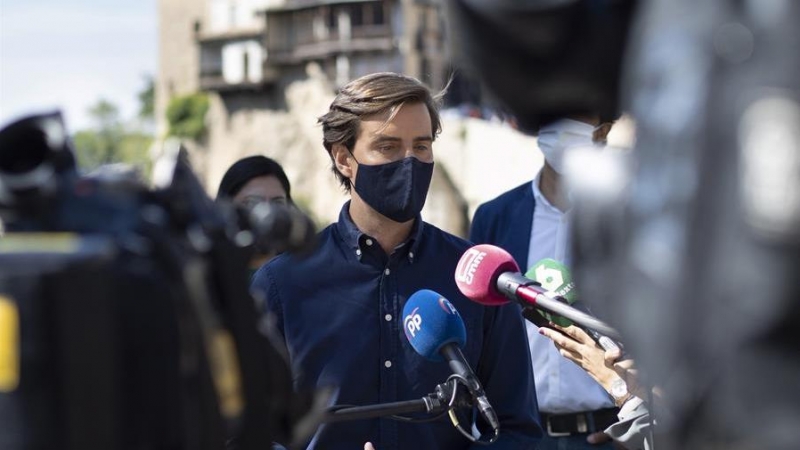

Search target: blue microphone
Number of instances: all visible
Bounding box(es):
[403,290,499,431]
[403,289,467,362]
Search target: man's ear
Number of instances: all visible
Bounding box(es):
[331,143,354,179]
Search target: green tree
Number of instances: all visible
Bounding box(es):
[72,99,125,167]
[72,99,153,176]
[166,93,210,140]
[138,76,155,121]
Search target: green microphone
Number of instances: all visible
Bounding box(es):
[525,258,577,327]
[526,258,626,355]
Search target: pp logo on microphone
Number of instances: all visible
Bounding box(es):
[438,297,459,316]
[404,307,422,339]
[455,249,486,285]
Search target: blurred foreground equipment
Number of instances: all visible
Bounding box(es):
[445,0,636,132]
[0,112,324,450]
[447,1,800,449]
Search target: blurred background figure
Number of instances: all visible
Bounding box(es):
[217,155,292,270]
[470,114,619,449]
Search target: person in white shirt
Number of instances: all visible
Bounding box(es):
[470,115,617,449]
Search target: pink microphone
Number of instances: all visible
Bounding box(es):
[454,244,519,306]
[454,244,622,340]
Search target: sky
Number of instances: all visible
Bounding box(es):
[0,0,157,132]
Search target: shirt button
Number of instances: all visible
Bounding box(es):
[366,238,373,246]
[356,249,362,256]
[384,268,391,276]
[409,252,414,258]
[384,360,392,368]
[385,314,392,322]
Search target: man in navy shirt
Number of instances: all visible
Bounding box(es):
[251,72,541,449]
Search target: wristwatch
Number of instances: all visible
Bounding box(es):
[610,378,632,408]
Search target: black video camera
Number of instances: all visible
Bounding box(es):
[0,112,324,450]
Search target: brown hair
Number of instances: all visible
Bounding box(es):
[318,72,444,191]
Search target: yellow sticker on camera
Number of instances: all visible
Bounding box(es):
[0,232,80,253]
[0,296,20,392]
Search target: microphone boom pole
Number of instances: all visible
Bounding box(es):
[498,272,623,340]
[325,397,443,423]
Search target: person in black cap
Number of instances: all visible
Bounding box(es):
[217,155,292,271]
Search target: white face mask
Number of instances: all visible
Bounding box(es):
[537,119,603,173]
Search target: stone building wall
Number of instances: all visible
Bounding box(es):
[156,0,207,136]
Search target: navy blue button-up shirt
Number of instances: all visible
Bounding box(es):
[252,203,541,449]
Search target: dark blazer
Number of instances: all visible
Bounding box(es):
[469,181,536,271]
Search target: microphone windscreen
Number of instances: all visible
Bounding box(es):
[455,244,519,306]
[526,258,577,327]
[403,289,467,362]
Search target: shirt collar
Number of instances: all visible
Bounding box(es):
[531,170,568,215]
[335,201,424,262]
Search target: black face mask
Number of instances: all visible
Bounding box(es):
[351,156,434,222]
